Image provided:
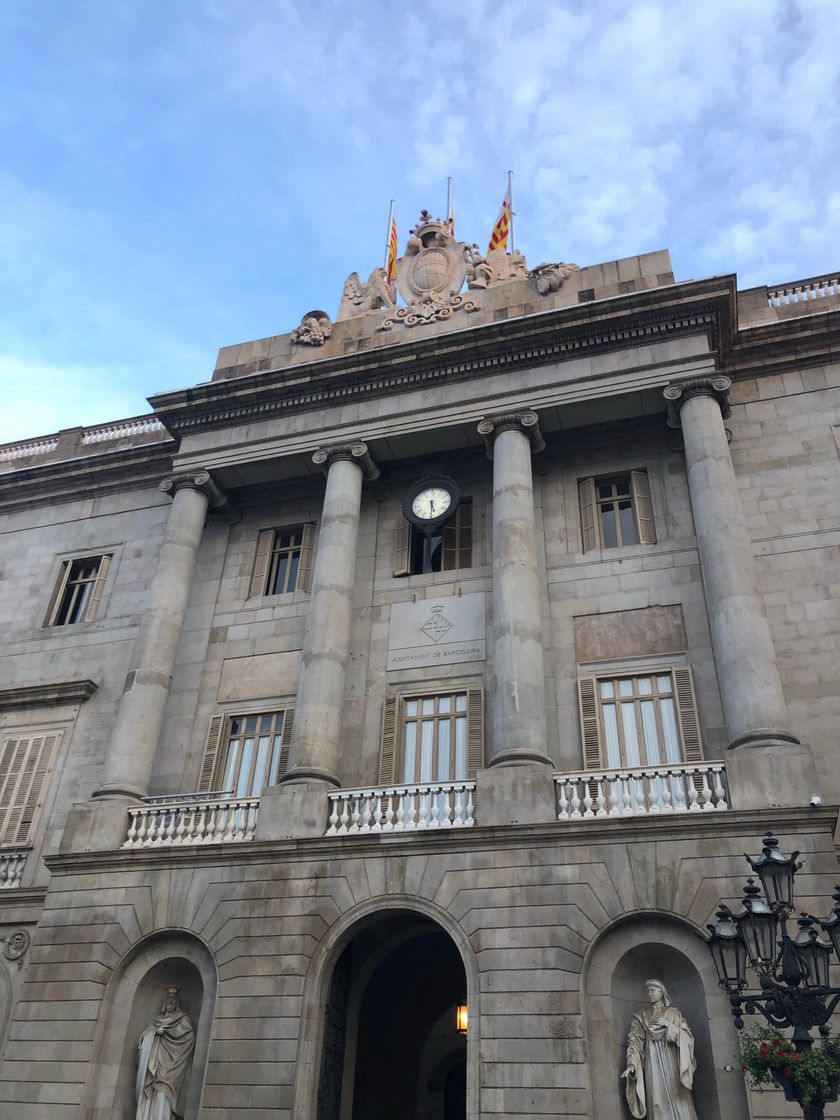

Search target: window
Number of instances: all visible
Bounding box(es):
[394,499,473,576]
[578,471,655,551]
[577,667,701,771]
[379,687,484,785]
[249,525,314,597]
[46,554,111,626]
[0,729,63,846]
[197,709,294,796]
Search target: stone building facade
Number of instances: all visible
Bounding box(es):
[0,217,839,1119]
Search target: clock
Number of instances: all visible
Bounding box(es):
[402,477,460,530]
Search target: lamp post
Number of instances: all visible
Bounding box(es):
[704,832,840,1120]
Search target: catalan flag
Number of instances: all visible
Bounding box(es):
[385,208,399,287]
[488,183,511,252]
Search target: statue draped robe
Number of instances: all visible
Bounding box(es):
[624,1006,698,1120]
[136,1007,195,1120]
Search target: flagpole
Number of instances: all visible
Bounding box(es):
[508,170,515,253]
[446,177,453,232]
[384,199,395,271]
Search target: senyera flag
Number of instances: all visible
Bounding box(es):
[488,184,511,252]
[385,212,399,287]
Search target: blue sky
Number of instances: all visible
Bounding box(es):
[2,1,838,443]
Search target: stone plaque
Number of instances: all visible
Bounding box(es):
[219,650,302,702]
[387,594,486,671]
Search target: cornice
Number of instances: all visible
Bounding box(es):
[0,679,98,710]
[149,279,738,437]
[727,307,840,380]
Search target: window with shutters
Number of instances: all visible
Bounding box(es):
[0,729,62,847]
[197,709,294,797]
[46,554,112,626]
[394,499,473,577]
[248,525,314,598]
[577,667,702,771]
[378,687,485,786]
[578,471,655,552]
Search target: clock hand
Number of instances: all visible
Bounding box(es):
[430,500,435,514]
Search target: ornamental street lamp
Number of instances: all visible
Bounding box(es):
[703,832,840,1120]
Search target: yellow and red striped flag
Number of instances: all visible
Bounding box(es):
[488,184,511,252]
[385,211,399,287]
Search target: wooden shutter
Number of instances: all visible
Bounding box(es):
[46,560,71,626]
[273,708,295,784]
[249,530,274,598]
[198,715,226,792]
[631,470,656,545]
[379,696,400,784]
[466,687,485,777]
[578,478,599,552]
[443,501,473,571]
[393,516,411,577]
[297,524,315,592]
[0,732,60,846]
[86,554,111,621]
[577,677,603,769]
[673,667,702,762]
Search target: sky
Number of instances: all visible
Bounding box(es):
[1,0,839,443]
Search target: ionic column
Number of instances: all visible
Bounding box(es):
[282,442,378,788]
[94,470,226,800]
[664,377,797,751]
[477,411,552,767]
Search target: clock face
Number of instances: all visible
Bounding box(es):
[411,487,453,521]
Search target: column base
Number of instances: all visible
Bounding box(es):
[475,765,557,827]
[280,765,341,788]
[91,782,147,800]
[726,736,820,810]
[488,746,555,769]
[255,782,332,840]
[59,798,135,854]
[727,727,800,750]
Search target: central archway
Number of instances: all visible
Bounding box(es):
[295,901,477,1120]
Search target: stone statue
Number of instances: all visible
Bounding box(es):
[290,310,333,346]
[622,979,698,1120]
[337,267,396,320]
[529,260,580,295]
[136,987,196,1120]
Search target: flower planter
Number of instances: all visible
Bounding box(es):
[770,1068,840,1105]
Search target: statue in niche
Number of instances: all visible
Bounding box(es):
[622,979,698,1120]
[136,986,196,1120]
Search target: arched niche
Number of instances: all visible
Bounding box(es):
[81,930,217,1120]
[583,912,748,1120]
[291,896,479,1120]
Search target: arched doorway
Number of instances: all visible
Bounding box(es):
[316,910,468,1120]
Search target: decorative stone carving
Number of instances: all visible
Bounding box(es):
[312,441,379,481]
[136,987,196,1120]
[465,245,528,289]
[394,211,467,306]
[291,310,333,346]
[477,410,545,456]
[337,268,396,320]
[1,929,30,961]
[529,260,580,295]
[664,375,732,427]
[159,470,227,509]
[377,290,477,332]
[622,979,698,1120]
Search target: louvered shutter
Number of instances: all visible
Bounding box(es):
[46,560,71,626]
[578,478,599,552]
[0,732,60,846]
[297,524,315,593]
[466,687,485,777]
[577,677,603,769]
[273,708,295,784]
[249,530,274,598]
[630,471,656,545]
[379,696,400,785]
[673,667,702,762]
[442,516,458,572]
[393,517,411,577]
[86,554,111,621]
[197,715,225,792]
[458,500,474,569]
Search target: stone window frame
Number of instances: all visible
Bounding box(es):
[578,469,656,553]
[196,702,295,795]
[247,522,315,599]
[392,493,481,579]
[379,684,485,786]
[43,550,114,627]
[576,655,702,772]
[0,725,65,847]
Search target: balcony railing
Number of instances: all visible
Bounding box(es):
[0,850,28,888]
[555,761,728,820]
[123,795,260,847]
[767,275,840,306]
[326,781,476,835]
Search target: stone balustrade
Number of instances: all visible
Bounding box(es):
[123,795,260,847]
[0,437,60,463]
[81,415,165,443]
[767,275,840,305]
[555,762,729,819]
[0,850,28,888]
[326,781,476,835]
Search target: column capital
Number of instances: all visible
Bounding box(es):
[664,376,732,428]
[159,470,228,508]
[312,441,380,481]
[477,410,545,456]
